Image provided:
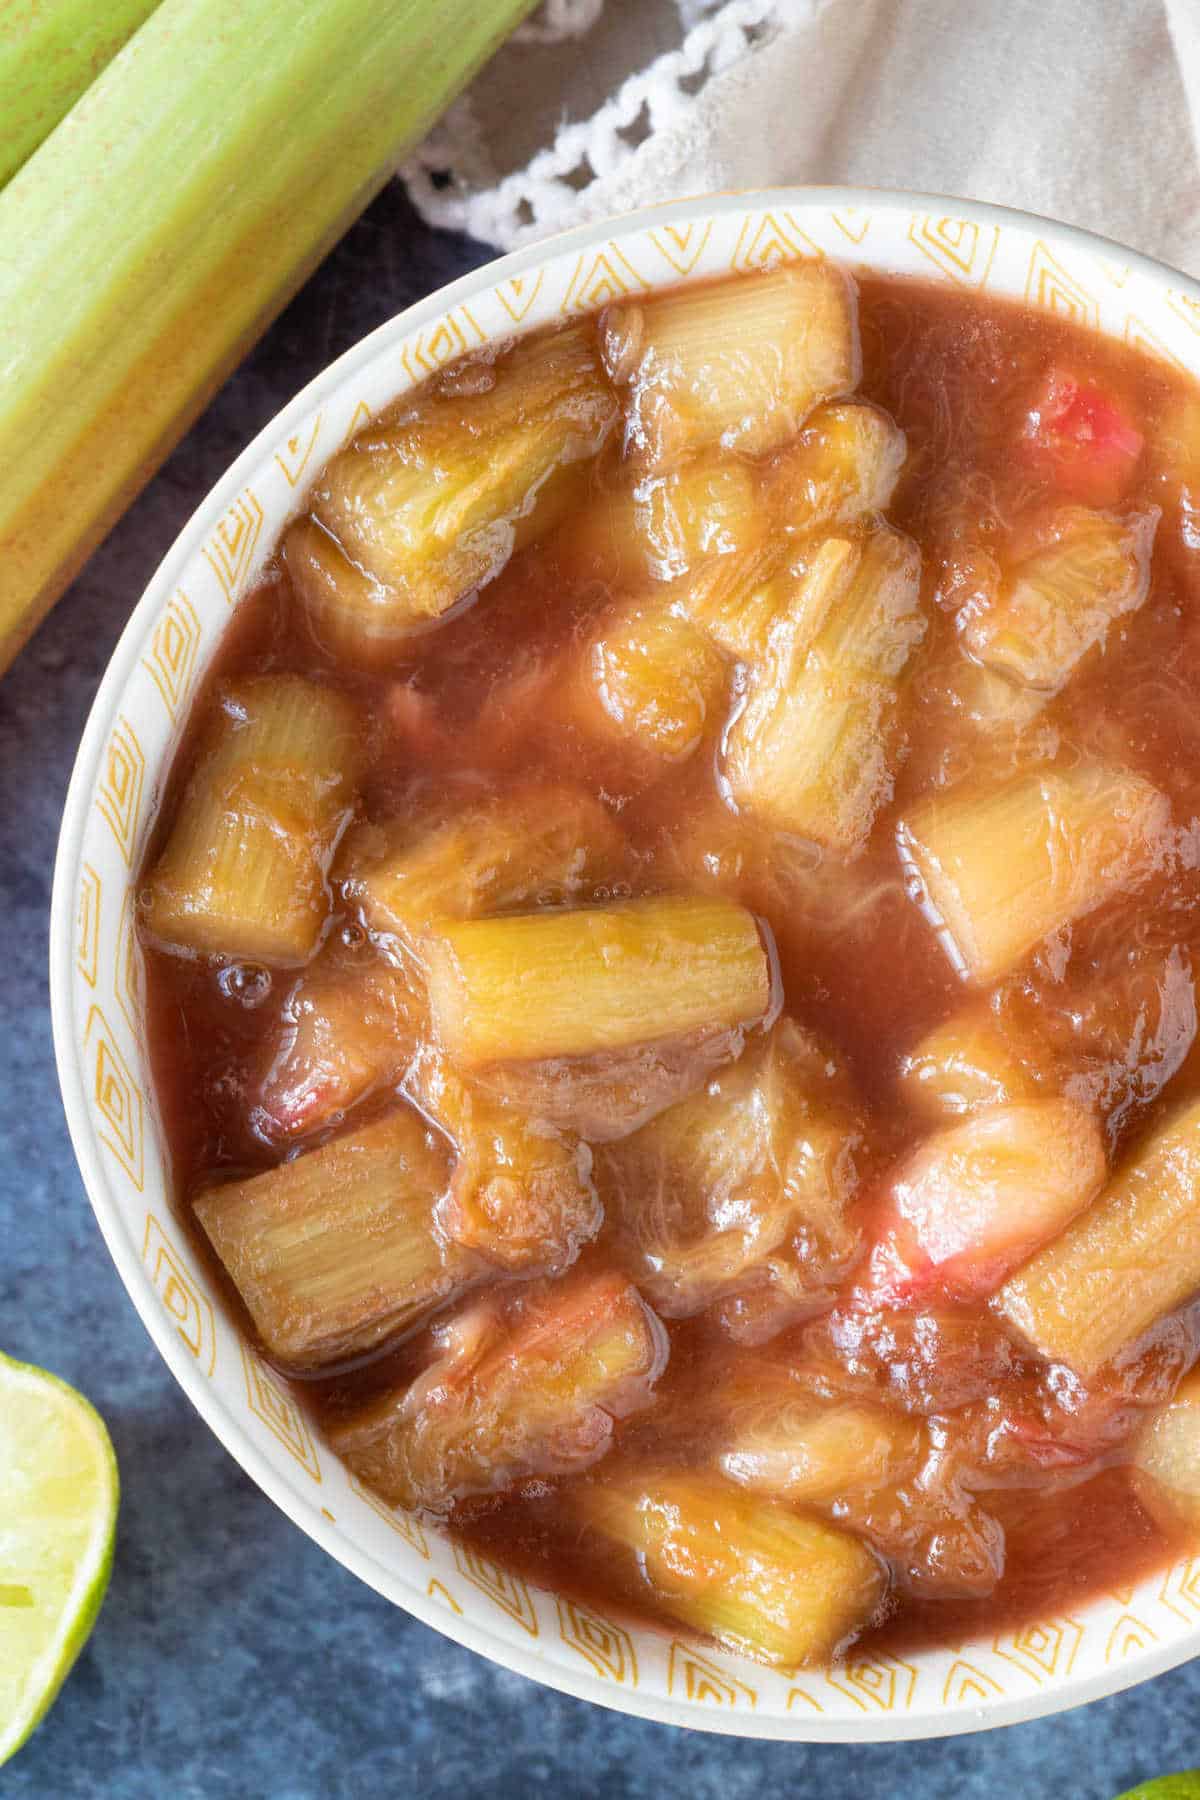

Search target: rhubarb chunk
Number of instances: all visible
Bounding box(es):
[1133,1368,1200,1534]
[862,1099,1106,1304]
[1022,370,1144,507]
[583,594,729,762]
[142,676,362,964]
[193,1109,470,1368]
[996,1097,1200,1375]
[413,1054,601,1274]
[718,1364,921,1505]
[959,506,1158,694]
[899,1003,1039,1119]
[639,457,765,579]
[425,896,772,1068]
[568,456,763,587]
[259,946,426,1137]
[579,1472,885,1666]
[602,262,859,468]
[768,400,907,533]
[947,657,1050,737]
[296,324,617,651]
[600,1019,863,1324]
[897,762,1169,984]
[331,1273,666,1510]
[1000,940,1197,1132]
[343,782,625,953]
[724,525,925,851]
[468,1026,756,1142]
[684,533,848,665]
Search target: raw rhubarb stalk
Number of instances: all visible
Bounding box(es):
[0,0,537,671]
[0,0,160,188]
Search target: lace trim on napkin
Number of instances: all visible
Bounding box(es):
[402,0,798,248]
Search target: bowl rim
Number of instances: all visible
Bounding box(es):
[49,184,1200,1740]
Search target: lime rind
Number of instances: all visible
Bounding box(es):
[1113,1777,1200,1799]
[0,1351,119,1766]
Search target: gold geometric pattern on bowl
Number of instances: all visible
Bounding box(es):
[667,1643,757,1709]
[273,415,324,490]
[76,862,101,989]
[95,716,146,868]
[142,1212,217,1377]
[992,1617,1085,1687]
[142,590,202,721]
[555,1596,638,1687]
[240,1343,322,1483]
[85,1002,143,1191]
[349,1474,430,1560]
[826,1651,920,1713]
[203,489,265,605]
[452,1543,539,1637]
[560,242,650,313]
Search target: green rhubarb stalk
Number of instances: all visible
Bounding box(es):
[0,0,535,673]
[0,0,162,188]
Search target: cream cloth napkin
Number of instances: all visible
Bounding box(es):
[405,0,1200,276]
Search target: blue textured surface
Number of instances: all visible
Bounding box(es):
[3,187,1200,1798]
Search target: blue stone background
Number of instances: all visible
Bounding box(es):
[3,187,1199,1799]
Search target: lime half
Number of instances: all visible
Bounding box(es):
[1114,1778,1200,1799]
[0,1352,118,1765]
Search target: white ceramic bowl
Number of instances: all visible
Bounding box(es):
[51,189,1200,1740]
